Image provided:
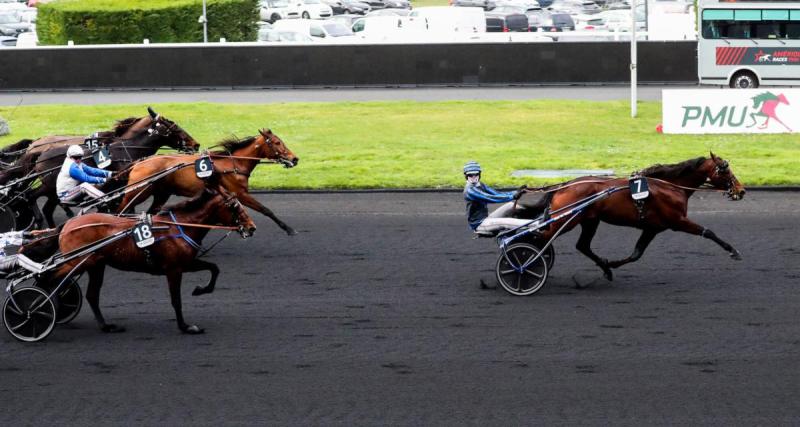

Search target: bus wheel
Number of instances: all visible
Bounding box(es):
[730,71,758,89]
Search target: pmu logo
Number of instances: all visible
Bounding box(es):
[754,49,788,63]
[681,92,792,131]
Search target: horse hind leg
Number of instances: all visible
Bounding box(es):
[606,229,661,269]
[85,264,125,333]
[42,195,61,228]
[574,218,613,281]
[167,270,204,334]
[146,189,172,215]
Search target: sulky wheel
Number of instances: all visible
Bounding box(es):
[3,286,57,342]
[517,233,555,272]
[52,278,82,325]
[495,243,549,296]
[13,205,36,231]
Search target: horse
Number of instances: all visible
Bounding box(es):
[514,153,746,281]
[111,128,300,235]
[24,108,200,228]
[12,106,167,164]
[39,186,257,335]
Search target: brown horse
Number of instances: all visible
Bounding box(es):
[17,106,168,162]
[112,128,300,235]
[515,153,746,281]
[46,186,256,334]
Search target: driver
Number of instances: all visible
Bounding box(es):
[463,161,531,235]
[56,145,112,203]
[0,230,51,275]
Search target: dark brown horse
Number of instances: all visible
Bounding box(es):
[45,186,256,334]
[0,138,33,166]
[23,108,199,228]
[515,154,746,281]
[111,129,299,235]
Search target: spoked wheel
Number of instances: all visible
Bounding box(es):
[13,205,36,231]
[3,286,57,342]
[496,243,549,296]
[0,206,16,233]
[47,278,83,325]
[519,235,555,271]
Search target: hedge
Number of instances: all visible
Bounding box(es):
[37,0,258,45]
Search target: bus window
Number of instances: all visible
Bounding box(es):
[755,22,782,39]
[788,23,800,39]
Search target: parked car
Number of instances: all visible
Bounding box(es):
[408,6,486,33]
[485,7,529,32]
[451,0,495,11]
[15,28,35,46]
[329,13,363,27]
[599,8,645,32]
[490,6,548,31]
[537,12,574,31]
[0,34,15,47]
[0,0,26,12]
[365,8,411,17]
[341,0,372,14]
[548,0,599,15]
[382,0,410,9]
[260,0,299,23]
[360,0,387,11]
[294,0,333,19]
[573,14,606,30]
[0,12,29,37]
[273,18,356,40]
[258,28,315,42]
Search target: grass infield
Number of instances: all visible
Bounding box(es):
[1,100,797,189]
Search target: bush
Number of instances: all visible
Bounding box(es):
[37,0,258,45]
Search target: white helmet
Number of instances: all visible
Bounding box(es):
[67,145,84,158]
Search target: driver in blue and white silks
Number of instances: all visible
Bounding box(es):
[463,161,530,234]
[0,230,48,274]
[56,145,112,203]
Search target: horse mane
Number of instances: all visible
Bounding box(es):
[113,117,144,136]
[212,135,256,154]
[638,157,707,180]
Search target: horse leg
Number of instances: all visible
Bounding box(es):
[167,269,204,334]
[236,191,296,236]
[669,217,742,260]
[60,204,75,218]
[575,218,613,280]
[606,229,660,269]
[118,187,153,214]
[146,189,172,215]
[184,259,220,296]
[85,264,125,333]
[42,195,61,228]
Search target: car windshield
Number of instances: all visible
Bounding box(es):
[323,23,353,36]
[269,0,290,6]
[0,15,20,24]
[552,14,573,25]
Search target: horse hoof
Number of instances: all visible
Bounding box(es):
[182,325,205,334]
[102,324,126,333]
[603,270,613,281]
[730,250,742,261]
[286,228,298,236]
[192,286,206,296]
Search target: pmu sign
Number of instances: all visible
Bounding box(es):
[662,89,800,134]
[717,47,800,65]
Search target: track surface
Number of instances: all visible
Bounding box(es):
[0,86,692,106]
[1,192,798,425]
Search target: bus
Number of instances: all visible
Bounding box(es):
[698,0,800,88]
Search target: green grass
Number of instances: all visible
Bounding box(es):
[411,0,450,8]
[1,100,798,189]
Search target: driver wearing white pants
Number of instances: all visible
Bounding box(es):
[462,161,531,235]
[56,145,112,203]
[0,230,48,274]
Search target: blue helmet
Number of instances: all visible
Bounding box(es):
[463,161,481,175]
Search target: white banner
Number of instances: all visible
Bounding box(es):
[662,89,800,134]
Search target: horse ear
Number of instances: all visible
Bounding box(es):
[147,106,157,118]
[709,151,718,161]
[258,128,271,137]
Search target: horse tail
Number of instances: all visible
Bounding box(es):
[18,224,63,263]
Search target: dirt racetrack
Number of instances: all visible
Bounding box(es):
[1,192,798,425]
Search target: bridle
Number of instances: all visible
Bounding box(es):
[223,194,252,238]
[259,133,295,168]
[709,160,737,198]
[146,116,195,153]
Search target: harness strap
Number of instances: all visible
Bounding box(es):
[153,211,202,250]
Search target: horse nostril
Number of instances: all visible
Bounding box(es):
[292,158,299,166]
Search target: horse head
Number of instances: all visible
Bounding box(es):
[143,107,200,153]
[708,152,746,200]
[258,128,299,168]
[209,186,257,238]
[777,94,789,105]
